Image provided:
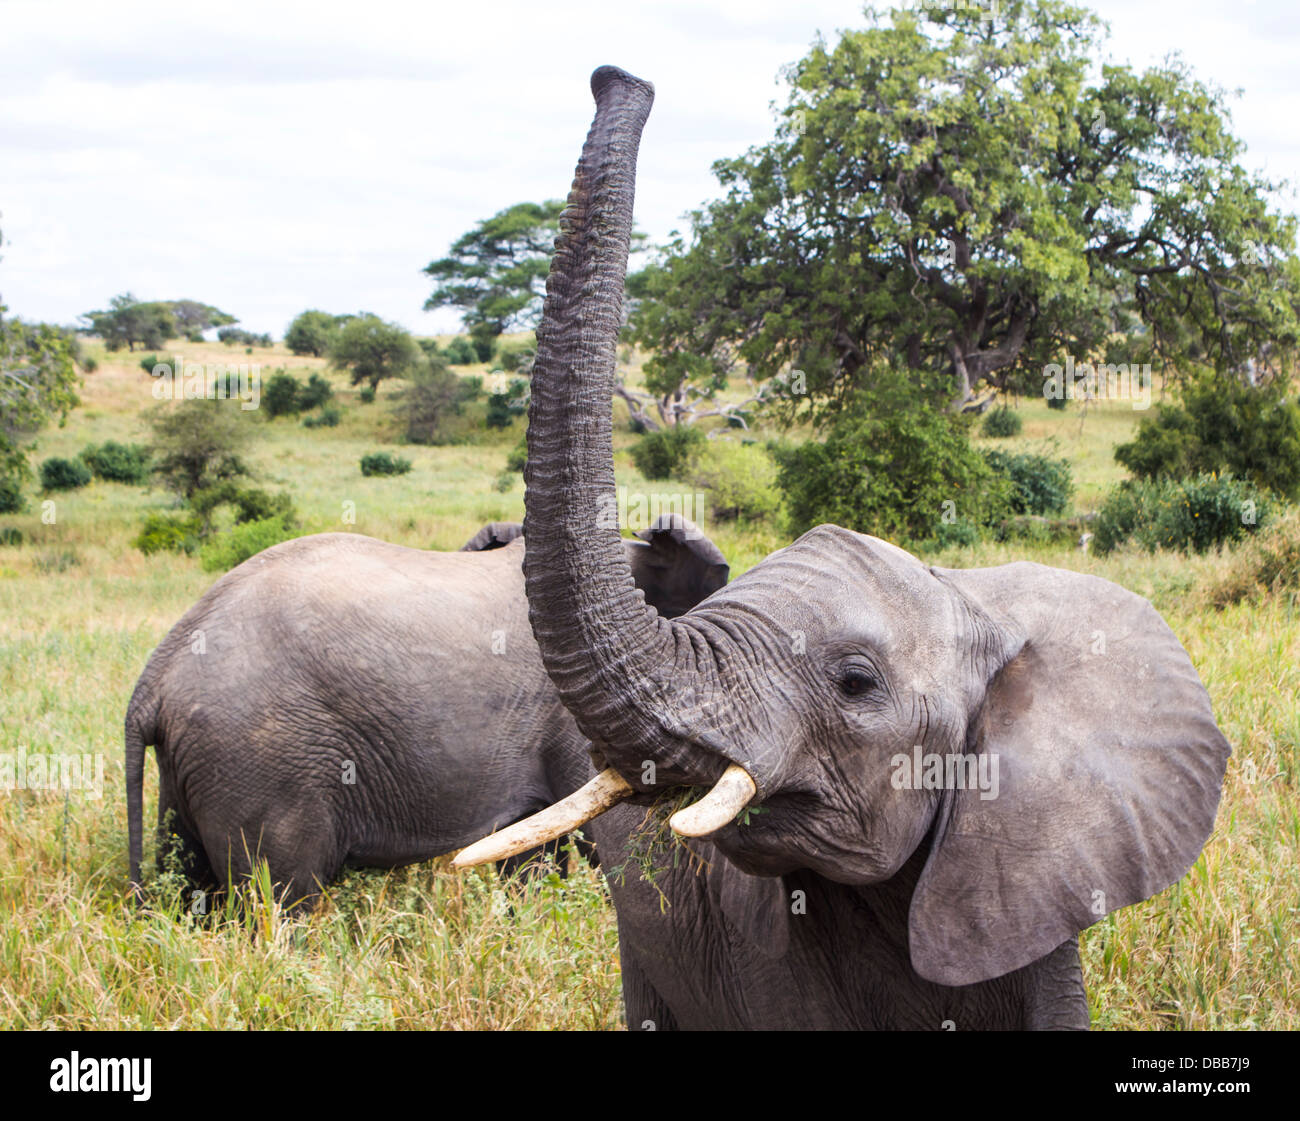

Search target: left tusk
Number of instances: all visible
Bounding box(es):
[451,767,635,869]
[669,763,758,837]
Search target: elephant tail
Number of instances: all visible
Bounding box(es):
[125,682,158,904]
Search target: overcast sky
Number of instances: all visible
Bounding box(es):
[1,0,1296,337]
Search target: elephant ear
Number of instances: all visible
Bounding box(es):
[459,522,524,552]
[909,562,1231,987]
[625,514,729,619]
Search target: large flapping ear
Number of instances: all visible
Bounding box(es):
[625,513,729,618]
[459,522,524,552]
[909,561,1231,987]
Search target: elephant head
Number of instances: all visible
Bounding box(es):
[455,66,1231,988]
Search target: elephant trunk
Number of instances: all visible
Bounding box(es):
[521,67,748,801]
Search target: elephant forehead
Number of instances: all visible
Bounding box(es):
[688,525,955,656]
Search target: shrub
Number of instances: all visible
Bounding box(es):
[0,477,26,514]
[982,407,1022,438]
[199,515,298,572]
[486,377,530,429]
[505,437,528,474]
[146,398,253,500]
[218,327,272,347]
[39,456,92,491]
[397,358,479,444]
[262,371,303,418]
[302,406,341,428]
[922,518,982,551]
[81,441,150,484]
[81,354,99,373]
[360,452,412,477]
[299,373,334,411]
[139,353,162,377]
[0,527,22,547]
[983,449,1073,516]
[134,512,200,556]
[1093,474,1271,555]
[1201,506,1300,608]
[689,440,782,523]
[495,337,536,374]
[775,372,1012,545]
[1045,393,1069,411]
[189,482,296,534]
[358,385,376,405]
[1115,371,1300,498]
[630,424,706,481]
[443,337,478,365]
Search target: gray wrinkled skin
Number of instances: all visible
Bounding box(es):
[125,519,727,908]
[517,66,1233,1030]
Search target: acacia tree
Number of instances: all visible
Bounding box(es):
[630,0,1300,415]
[423,201,566,359]
[81,293,178,352]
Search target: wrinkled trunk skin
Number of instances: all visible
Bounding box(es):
[523,67,726,789]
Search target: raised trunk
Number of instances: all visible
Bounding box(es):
[522,67,724,788]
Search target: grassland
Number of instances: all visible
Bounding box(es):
[0,342,1294,1029]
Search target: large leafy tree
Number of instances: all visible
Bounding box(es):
[423,201,566,356]
[164,300,238,341]
[0,308,81,510]
[630,0,1300,414]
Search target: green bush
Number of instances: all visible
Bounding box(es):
[39,456,92,491]
[984,449,1073,515]
[199,515,298,572]
[358,385,376,405]
[689,440,782,523]
[360,452,412,477]
[299,373,334,411]
[486,377,530,429]
[1202,506,1300,608]
[134,512,200,556]
[0,477,26,514]
[1045,393,1069,411]
[982,407,1023,438]
[443,337,478,365]
[263,371,303,418]
[398,359,481,444]
[1093,474,1271,555]
[302,406,341,428]
[81,441,150,484]
[630,424,706,481]
[775,372,1012,545]
[0,526,22,547]
[505,438,528,474]
[923,518,982,551]
[140,354,163,377]
[1115,371,1300,498]
[189,482,296,533]
[495,338,536,373]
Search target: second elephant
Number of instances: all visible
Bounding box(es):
[125,516,728,908]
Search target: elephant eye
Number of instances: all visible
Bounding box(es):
[838,669,879,697]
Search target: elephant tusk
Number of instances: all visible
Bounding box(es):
[669,763,758,838]
[450,767,635,869]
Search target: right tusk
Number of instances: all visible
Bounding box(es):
[451,767,635,869]
[669,763,758,837]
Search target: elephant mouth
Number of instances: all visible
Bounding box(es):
[451,763,758,869]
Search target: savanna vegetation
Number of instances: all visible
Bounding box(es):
[0,0,1296,1030]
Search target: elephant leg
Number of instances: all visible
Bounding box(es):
[208,811,341,916]
[1021,937,1090,1030]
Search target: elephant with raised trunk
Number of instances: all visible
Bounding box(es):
[125,515,729,908]
[454,66,1232,1030]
